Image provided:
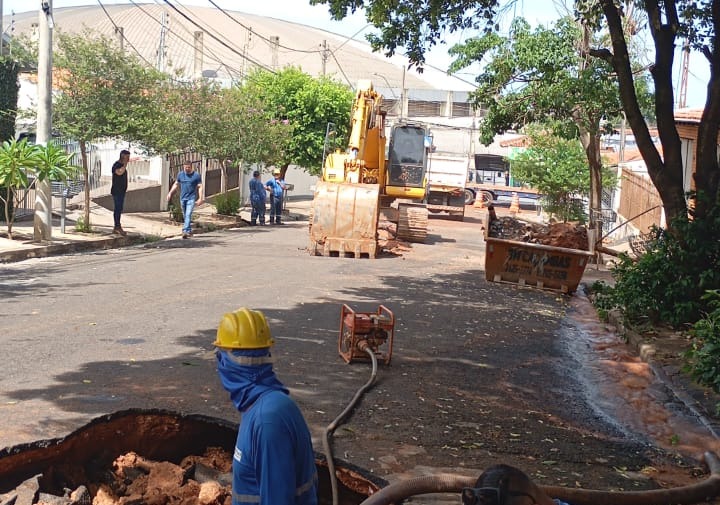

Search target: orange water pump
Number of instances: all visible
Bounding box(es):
[338,304,395,365]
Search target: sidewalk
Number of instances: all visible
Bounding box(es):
[0,199,313,264]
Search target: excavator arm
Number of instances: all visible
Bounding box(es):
[310,81,430,258]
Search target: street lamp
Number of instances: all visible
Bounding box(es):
[372,72,397,98]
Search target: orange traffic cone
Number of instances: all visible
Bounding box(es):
[473,192,485,209]
[509,192,520,214]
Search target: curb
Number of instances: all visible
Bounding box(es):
[0,235,136,264]
[0,211,308,264]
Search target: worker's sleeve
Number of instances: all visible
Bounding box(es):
[254,421,296,505]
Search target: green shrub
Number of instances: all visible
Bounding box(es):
[214,191,240,216]
[683,290,720,413]
[74,215,91,232]
[598,208,720,328]
[168,194,183,223]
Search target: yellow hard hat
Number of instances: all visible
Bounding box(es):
[272,168,281,175]
[213,308,274,349]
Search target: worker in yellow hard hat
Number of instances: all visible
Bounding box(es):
[264,168,287,225]
[214,308,318,505]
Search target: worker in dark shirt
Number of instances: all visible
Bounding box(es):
[111,149,130,236]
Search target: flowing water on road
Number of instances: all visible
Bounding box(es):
[563,290,720,463]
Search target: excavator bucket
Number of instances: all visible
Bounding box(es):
[309,181,380,258]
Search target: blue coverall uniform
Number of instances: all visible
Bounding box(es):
[216,349,318,505]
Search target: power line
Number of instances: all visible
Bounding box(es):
[128,0,243,80]
[161,0,274,73]
[329,50,353,88]
[206,0,321,55]
[96,0,156,68]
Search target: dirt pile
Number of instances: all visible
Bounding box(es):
[1,449,233,505]
[377,220,412,255]
[488,215,589,250]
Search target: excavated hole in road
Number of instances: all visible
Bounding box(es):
[0,410,384,505]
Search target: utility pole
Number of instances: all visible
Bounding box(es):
[240,27,252,77]
[270,35,279,70]
[678,40,690,108]
[115,26,124,52]
[400,66,406,120]
[34,0,53,241]
[156,10,168,73]
[321,40,328,75]
[193,30,203,78]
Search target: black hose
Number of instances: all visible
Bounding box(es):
[359,452,720,505]
[323,344,378,505]
[360,474,475,505]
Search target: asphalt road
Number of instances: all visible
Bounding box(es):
[0,212,713,497]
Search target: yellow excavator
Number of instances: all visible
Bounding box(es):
[309,80,430,258]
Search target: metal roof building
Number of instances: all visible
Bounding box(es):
[4,4,476,103]
[5,4,491,158]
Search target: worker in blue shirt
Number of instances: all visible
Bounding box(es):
[214,308,318,505]
[265,168,286,225]
[167,161,203,239]
[249,170,267,226]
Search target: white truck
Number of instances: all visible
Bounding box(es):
[425,153,471,221]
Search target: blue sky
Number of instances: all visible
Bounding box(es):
[1,0,711,108]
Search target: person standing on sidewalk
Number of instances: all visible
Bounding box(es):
[111,149,130,236]
[166,161,203,239]
[213,308,318,505]
[265,168,286,225]
[249,170,267,226]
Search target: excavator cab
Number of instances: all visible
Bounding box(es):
[386,122,430,200]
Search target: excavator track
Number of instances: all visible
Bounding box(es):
[396,203,428,243]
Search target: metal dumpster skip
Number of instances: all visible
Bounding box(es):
[484,236,594,293]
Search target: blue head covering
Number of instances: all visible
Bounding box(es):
[215,348,289,412]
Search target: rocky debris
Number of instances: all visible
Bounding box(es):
[0,449,233,505]
[488,215,589,251]
[378,219,412,255]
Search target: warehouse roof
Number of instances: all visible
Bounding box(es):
[5,3,476,96]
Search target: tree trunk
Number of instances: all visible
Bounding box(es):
[694,2,720,219]
[577,126,603,233]
[576,22,603,236]
[80,139,90,228]
[4,186,12,239]
[598,0,688,228]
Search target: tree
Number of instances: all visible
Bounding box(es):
[0,58,19,143]
[52,31,166,229]
[583,0,718,226]
[311,0,720,231]
[142,78,293,176]
[510,125,617,222]
[447,16,650,232]
[0,139,78,238]
[238,67,354,176]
